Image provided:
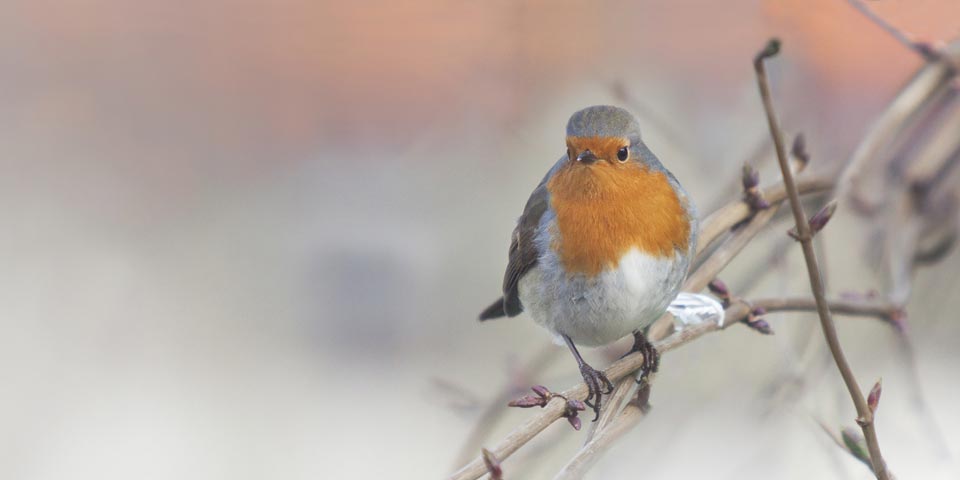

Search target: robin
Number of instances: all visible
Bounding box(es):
[480,105,698,419]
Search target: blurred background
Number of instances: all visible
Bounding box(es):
[1,0,959,478]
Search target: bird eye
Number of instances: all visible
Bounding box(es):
[617,147,629,162]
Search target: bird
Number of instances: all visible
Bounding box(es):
[479,105,698,419]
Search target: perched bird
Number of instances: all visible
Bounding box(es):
[480,105,698,418]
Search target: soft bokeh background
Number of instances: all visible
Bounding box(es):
[2,1,959,479]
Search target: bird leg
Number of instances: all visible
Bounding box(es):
[626,329,660,388]
[563,334,613,421]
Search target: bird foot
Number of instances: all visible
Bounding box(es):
[624,331,660,406]
[579,363,614,421]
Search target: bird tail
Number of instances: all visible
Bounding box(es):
[479,297,506,321]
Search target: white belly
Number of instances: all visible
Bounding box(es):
[518,247,688,346]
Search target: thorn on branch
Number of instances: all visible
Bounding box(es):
[481,448,503,480]
[507,385,585,431]
[867,379,882,415]
[788,200,838,240]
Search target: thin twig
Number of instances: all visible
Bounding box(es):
[748,297,901,324]
[754,38,891,479]
[845,0,941,61]
[838,41,960,214]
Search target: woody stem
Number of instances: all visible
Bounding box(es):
[754,39,890,479]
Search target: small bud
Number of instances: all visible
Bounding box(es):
[754,38,782,66]
[791,134,809,172]
[708,279,729,297]
[531,385,551,398]
[808,200,838,234]
[742,164,760,190]
[708,279,732,307]
[560,399,586,431]
[741,163,770,211]
[746,192,771,211]
[481,448,503,480]
[742,306,774,334]
[567,399,586,412]
[751,319,774,335]
[867,379,882,414]
[744,317,774,335]
[508,395,545,408]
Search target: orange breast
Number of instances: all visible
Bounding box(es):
[546,160,690,277]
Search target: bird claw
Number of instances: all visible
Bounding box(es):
[579,363,614,421]
[625,331,660,406]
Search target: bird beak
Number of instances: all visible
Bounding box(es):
[576,149,598,164]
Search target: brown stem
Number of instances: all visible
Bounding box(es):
[845,0,940,61]
[754,39,891,479]
[748,297,901,324]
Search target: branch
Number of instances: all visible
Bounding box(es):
[748,297,903,326]
[697,175,832,255]
[754,38,891,479]
[837,41,960,214]
[448,300,752,480]
[845,0,942,61]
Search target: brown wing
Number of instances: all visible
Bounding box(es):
[501,182,549,316]
[480,159,561,321]
[478,184,549,320]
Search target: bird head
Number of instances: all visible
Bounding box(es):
[564,105,645,168]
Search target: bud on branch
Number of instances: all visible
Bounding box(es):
[788,200,838,240]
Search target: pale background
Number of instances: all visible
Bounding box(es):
[1,1,959,479]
